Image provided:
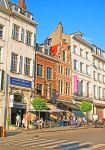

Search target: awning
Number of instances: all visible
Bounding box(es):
[57,100,80,110]
[57,100,85,117]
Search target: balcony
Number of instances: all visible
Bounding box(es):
[11,4,33,20]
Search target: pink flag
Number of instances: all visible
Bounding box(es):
[74,75,78,93]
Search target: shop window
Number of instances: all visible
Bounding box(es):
[14,94,22,103]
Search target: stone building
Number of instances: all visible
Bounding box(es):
[0,0,37,125]
[92,46,105,121]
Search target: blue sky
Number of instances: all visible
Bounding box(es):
[12,0,105,50]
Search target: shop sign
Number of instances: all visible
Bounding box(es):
[10,77,32,88]
[9,95,14,108]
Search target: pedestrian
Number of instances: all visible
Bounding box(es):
[16,114,21,128]
[22,114,25,128]
[25,112,30,130]
[40,118,44,129]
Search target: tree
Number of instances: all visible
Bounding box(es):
[32,97,48,129]
[80,101,92,124]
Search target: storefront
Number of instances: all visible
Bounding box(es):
[9,76,33,125]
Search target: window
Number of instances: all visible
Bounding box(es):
[93,58,97,68]
[12,24,19,40]
[21,28,24,43]
[58,66,64,75]
[86,52,89,60]
[98,73,102,82]
[0,25,3,38]
[11,52,18,72]
[36,84,42,95]
[94,85,97,99]
[80,62,85,73]
[24,57,31,75]
[19,56,23,74]
[48,38,52,46]
[26,31,31,45]
[103,75,105,84]
[37,64,43,77]
[86,65,90,75]
[63,51,65,61]
[103,89,105,99]
[80,48,83,57]
[0,47,3,63]
[0,70,4,91]
[66,82,70,95]
[45,48,49,55]
[73,45,77,54]
[34,33,36,46]
[104,64,105,72]
[93,71,97,81]
[66,68,70,76]
[74,59,78,71]
[14,94,22,102]
[99,87,102,99]
[47,67,52,79]
[58,80,63,95]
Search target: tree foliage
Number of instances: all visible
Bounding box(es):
[80,101,92,112]
[32,97,48,111]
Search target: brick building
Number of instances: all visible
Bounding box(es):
[34,28,72,117]
[35,44,57,103]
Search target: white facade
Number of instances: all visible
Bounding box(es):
[70,32,105,120]
[0,1,37,126]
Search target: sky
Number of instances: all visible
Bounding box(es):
[12,0,105,50]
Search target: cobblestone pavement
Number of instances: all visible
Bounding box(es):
[0,127,105,150]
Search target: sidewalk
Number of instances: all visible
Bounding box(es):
[6,125,89,137]
[20,125,88,135]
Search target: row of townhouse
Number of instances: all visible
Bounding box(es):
[35,22,105,121]
[0,0,37,125]
[0,0,105,126]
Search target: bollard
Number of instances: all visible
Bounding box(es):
[2,126,5,142]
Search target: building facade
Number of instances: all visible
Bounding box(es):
[92,46,105,121]
[46,22,105,120]
[0,0,37,125]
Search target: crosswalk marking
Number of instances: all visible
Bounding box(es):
[90,144,105,149]
[7,137,38,142]
[3,136,105,150]
[34,139,68,147]
[7,138,46,145]
[45,141,79,149]
[23,139,56,146]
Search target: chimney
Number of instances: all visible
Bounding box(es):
[19,0,26,10]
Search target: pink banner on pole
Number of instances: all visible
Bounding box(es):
[74,75,78,93]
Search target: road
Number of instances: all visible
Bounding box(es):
[0,127,105,150]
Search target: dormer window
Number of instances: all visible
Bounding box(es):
[48,38,52,46]
[45,48,49,55]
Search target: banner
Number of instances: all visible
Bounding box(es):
[74,75,78,93]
